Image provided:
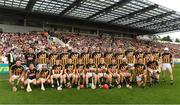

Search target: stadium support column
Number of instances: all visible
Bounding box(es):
[24,18,27,32]
[120,33,123,38]
[97,29,99,36]
[43,21,45,31]
[72,26,74,33]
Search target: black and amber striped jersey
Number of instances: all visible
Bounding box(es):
[104,52,114,65]
[92,52,102,65]
[134,63,146,75]
[80,52,91,65]
[76,64,85,69]
[108,64,118,73]
[86,63,96,72]
[97,63,107,73]
[52,64,63,70]
[52,64,63,74]
[11,65,24,76]
[125,50,134,64]
[49,53,60,66]
[37,52,48,64]
[152,51,161,61]
[108,64,118,69]
[65,63,75,74]
[60,53,69,59]
[134,52,144,59]
[161,53,172,63]
[147,60,158,70]
[69,52,79,65]
[39,69,50,78]
[114,52,124,66]
[60,53,69,66]
[143,52,152,64]
[76,64,85,73]
[119,62,128,72]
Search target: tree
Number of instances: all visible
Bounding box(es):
[175,38,180,43]
[161,35,172,42]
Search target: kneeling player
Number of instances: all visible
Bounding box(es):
[9,60,25,92]
[97,58,108,87]
[108,59,121,88]
[24,64,37,92]
[147,56,160,86]
[51,60,63,90]
[37,65,50,91]
[85,58,97,89]
[120,58,132,88]
[63,59,75,88]
[134,58,147,88]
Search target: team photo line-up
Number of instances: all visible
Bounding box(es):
[9,46,174,92]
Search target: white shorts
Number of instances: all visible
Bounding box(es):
[12,75,20,79]
[48,66,52,70]
[67,73,73,78]
[98,73,107,78]
[37,64,47,70]
[87,72,95,77]
[112,73,118,77]
[52,74,61,79]
[27,79,36,83]
[128,64,134,67]
[79,73,84,76]
[136,75,142,81]
[162,63,172,71]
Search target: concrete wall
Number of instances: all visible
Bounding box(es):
[0,24,44,33]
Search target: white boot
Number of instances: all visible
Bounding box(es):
[41,82,45,91]
[26,81,32,92]
[13,86,17,92]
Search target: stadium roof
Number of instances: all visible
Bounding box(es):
[0,0,180,35]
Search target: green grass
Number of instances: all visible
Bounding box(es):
[0,65,180,104]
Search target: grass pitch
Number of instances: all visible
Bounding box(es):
[0,64,180,104]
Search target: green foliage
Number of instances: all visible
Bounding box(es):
[175,38,180,43]
[161,35,173,42]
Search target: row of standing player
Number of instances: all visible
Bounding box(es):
[25,46,171,68]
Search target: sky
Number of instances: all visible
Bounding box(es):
[149,0,180,40]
